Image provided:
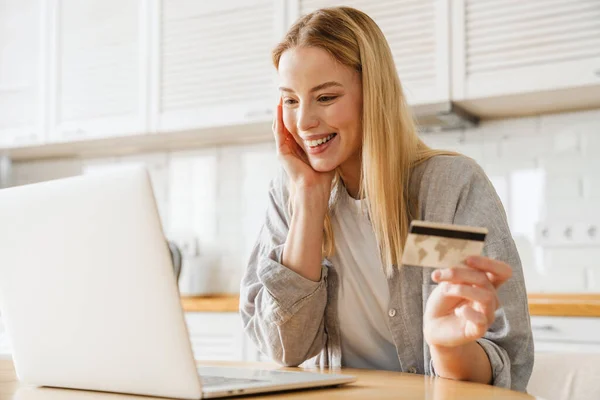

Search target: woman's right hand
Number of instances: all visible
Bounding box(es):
[273,99,335,211]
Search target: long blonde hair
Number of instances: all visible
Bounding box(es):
[272,7,455,276]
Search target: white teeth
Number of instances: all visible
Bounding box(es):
[306,134,335,148]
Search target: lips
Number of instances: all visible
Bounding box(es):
[303,133,337,155]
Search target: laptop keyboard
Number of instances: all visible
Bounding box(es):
[200,375,266,388]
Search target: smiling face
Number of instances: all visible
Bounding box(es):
[278,46,363,173]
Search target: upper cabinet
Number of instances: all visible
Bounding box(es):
[47,0,148,143]
[294,0,450,106]
[452,0,600,116]
[0,0,46,148]
[1,0,599,156]
[151,0,279,134]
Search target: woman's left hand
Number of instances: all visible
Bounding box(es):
[424,256,512,348]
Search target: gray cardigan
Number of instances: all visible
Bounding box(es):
[240,155,534,392]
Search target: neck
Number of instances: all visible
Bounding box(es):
[338,152,362,199]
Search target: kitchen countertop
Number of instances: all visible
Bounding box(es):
[180,294,240,312]
[181,293,600,317]
[527,293,600,317]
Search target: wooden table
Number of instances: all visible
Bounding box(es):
[0,359,539,400]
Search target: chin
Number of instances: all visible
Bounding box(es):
[309,158,339,173]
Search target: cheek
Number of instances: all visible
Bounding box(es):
[282,111,297,135]
[326,103,360,136]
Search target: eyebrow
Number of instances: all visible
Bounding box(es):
[279,81,343,93]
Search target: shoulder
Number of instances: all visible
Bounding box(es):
[270,167,291,198]
[416,154,486,184]
[411,154,489,201]
[411,154,511,242]
[263,167,293,222]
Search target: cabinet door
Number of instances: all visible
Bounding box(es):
[151,0,278,134]
[48,0,148,142]
[294,0,450,106]
[0,0,46,148]
[531,316,600,353]
[185,312,245,361]
[452,0,600,100]
[243,336,274,363]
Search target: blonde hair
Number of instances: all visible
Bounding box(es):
[272,6,456,276]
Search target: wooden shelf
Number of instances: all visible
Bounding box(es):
[180,293,600,317]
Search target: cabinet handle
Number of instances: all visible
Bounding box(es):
[531,324,557,332]
[13,133,37,144]
[63,128,86,137]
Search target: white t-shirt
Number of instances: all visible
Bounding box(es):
[331,192,401,371]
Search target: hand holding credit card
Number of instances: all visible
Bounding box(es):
[401,220,488,269]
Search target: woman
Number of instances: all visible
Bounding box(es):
[240,6,533,392]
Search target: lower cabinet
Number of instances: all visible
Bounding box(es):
[2,313,599,361]
[185,312,266,363]
[0,312,268,362]
[531,316,600,353]
[184,314,600,360]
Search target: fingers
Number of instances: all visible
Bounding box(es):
[439,282,497,323]
[272,100,285,151]
[465,256,513,288]
[440,283,496,308]
[289,137,309,164]
[273,99,306,160]
[457,304,488,339]
[432,267,495,291]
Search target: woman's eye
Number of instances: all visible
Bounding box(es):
[283,98,297,105]
[318,96,337,103]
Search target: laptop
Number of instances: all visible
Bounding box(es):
[0,167,355,399]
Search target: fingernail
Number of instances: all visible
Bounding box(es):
[432,270,441,280]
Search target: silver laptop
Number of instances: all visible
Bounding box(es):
[0,167,355,399]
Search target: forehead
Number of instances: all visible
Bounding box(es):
[278,46,356,88]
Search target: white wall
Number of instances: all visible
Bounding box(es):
[10,108,600,293]
[421,108,600,293]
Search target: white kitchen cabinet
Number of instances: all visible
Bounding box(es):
[293,0,451,106]
[0,311,264,362]
[452,0,600,109]
[47,0,149,143]
[0,0,47,148]
[531,316,600,354]
[150,0,281,134]
[185,312,248,361]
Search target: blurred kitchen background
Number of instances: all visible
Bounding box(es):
[1,0,600,383]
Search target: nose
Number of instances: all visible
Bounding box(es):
[296,104,319,133]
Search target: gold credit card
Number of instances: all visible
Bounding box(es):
[401,220,488,269]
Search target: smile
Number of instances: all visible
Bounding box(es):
[304,133,337,148]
